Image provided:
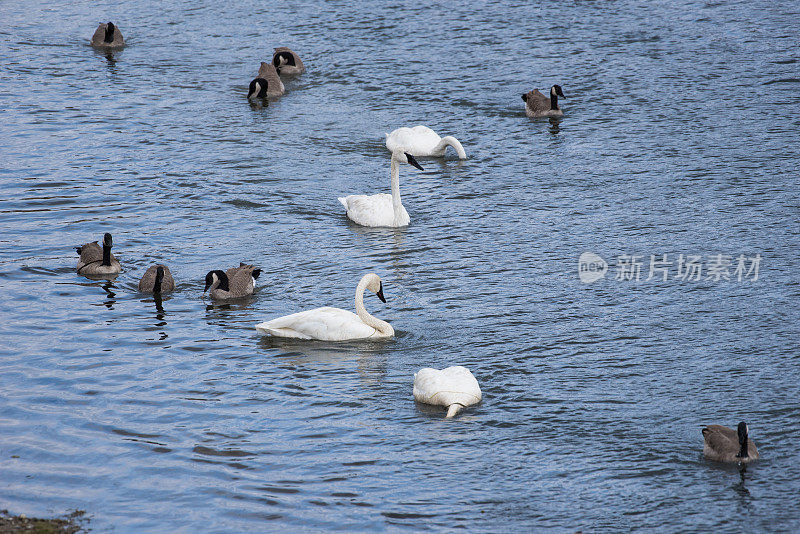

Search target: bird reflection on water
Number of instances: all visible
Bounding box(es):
[101,281,116,310]
[152,294,168,340]
[549,116,562,135]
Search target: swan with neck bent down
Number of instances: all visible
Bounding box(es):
[255,273,394,341]
[338,150,423,227]
[386,125,467,159]
[413,366,481,418]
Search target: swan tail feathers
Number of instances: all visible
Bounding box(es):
[338,197,349,210]
[255,322,313,340]
[446,404,463,418]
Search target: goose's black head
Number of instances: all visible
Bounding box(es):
[376,281,386,303]
[204,270,229,292]
[104,22,116,43]
[404,152,424,171]
[552,84,565,98]
[103,233,113,248]
[252,268,262,280]
[273,51,295,69]
[248,78,269,100]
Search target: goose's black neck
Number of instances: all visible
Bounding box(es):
[736,423,749,458]
[737,438,749,458]
[153,267,164,293]
[550,92,559,111]
[104,23,115,43]
[102,243,112,266]
[215,271,229,292]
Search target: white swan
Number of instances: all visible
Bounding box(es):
[255,273,394,341]
[385,125,467,159]
[338,150,423,227]
[413,366,482,418]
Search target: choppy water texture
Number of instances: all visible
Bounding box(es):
[1,0,799,531]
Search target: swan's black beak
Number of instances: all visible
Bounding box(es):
[376,282,386,303]
[405,153,424,171]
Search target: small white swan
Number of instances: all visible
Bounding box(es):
[338,150,423,227]
[413,366,482,418]
[385,125,466,159]
[255,273,394,341]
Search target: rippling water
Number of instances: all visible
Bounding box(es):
[1,0,799,531]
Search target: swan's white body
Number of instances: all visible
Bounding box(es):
[413,366,481,418]
[338,150,422,227]
[255,273,394,341]
[338,192,409,228]
[385,126,466,159]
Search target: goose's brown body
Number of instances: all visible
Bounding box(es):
[91,22,125,48]
[76,234,121,277]
[702,424,759,463]
[523,85,564,118]
[257,62,285,97]
[138,264,175,294]
[206,263,261,300]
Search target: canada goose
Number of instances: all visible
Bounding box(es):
[255,273,393,340]
[204,263,261,300]
[90,22,125,48]
[138,264,175,294]
[702,422,759,463]
[385,125,467,159]
[76,233,121,276]
[413,366,482,418]
[338,150,424,227]
[257,62,285,97]
[248,77,270,100]
[522,84,565,118]
[272,47,305,75]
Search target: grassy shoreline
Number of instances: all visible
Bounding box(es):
[0,510,88,533]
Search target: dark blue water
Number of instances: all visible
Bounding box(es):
[1,0,799,531]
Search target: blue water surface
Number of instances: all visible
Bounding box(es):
[1,0,799,531]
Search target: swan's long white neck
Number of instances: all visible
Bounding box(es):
[355,278,394,337]
[435,136,466,159]
[389,157,404,224]
[446,403,465,418]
